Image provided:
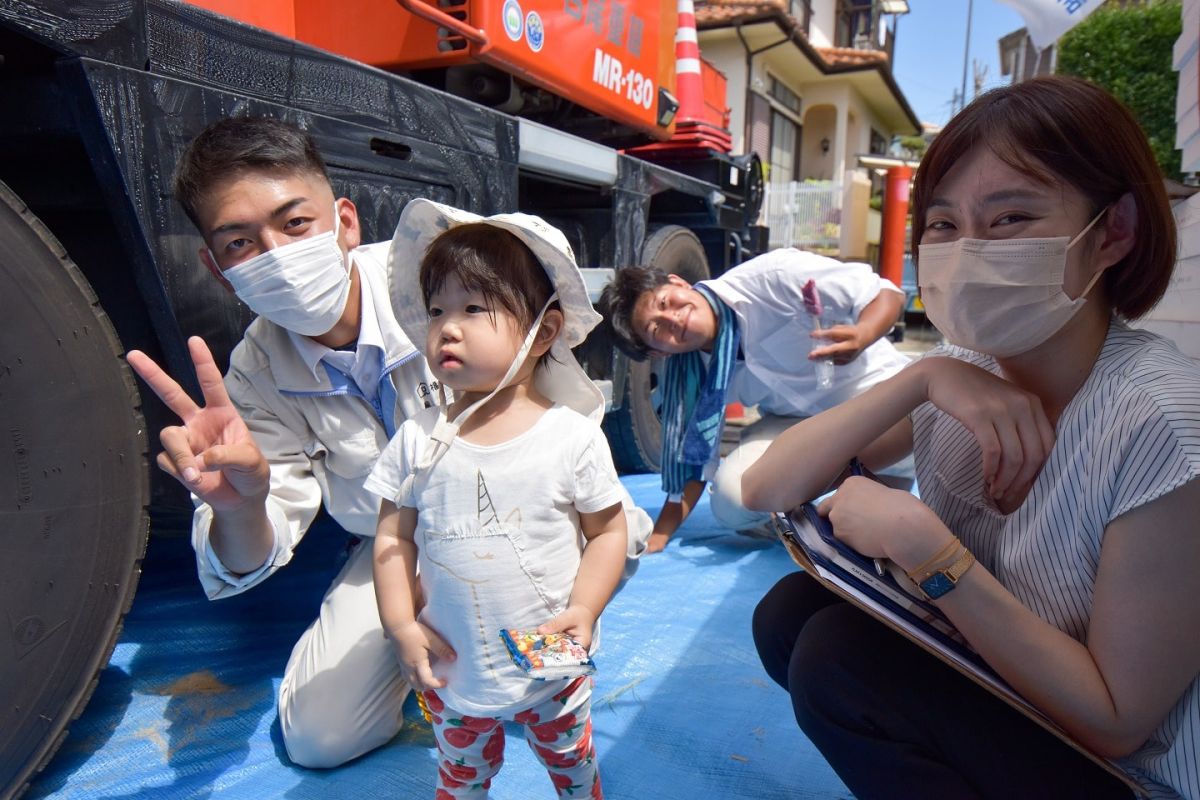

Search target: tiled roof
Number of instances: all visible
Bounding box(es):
[693,0,792,28]
[693,0,919,133]
[814,46,889,68]
[693,3,892,70]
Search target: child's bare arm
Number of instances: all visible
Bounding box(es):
[374,500,455,689]
[374,501,421,629]
[538,501,626,648]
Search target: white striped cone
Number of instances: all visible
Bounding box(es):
[675,0,703,122]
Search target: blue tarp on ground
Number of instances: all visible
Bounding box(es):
[28,475,851,800]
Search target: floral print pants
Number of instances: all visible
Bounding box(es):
[424,676,601,799]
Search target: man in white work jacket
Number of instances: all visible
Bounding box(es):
[600,249,911,553]
[127,116,440,768]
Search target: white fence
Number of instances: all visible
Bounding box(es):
[764,180,842,250]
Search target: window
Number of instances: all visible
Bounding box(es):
[870,128,888,155]
[750,75,803,184]
[769,77,802,115]
[770,111,799,183]
[762,75,802,183]
[835,0,873,49]
[788,0,812,33]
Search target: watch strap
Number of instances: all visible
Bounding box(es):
[918,547,975,600]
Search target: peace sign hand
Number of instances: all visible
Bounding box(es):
[126,336,270,512]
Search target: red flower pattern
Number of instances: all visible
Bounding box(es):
[482,728,505,766]
[533,742,580,770]
[553,677,585,703]
[454,715,497,733]
[438,767,464,789]
[443,761,478,781]
[431,679,595,797]
[551,771,581,793]
[514,708,540,726]
[442,726,480,749]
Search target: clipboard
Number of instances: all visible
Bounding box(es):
[775,500,1149,798]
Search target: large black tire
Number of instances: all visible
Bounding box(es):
[603,225,710,474]
[0,181,148,800]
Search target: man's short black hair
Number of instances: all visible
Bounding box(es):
[597,265,672,362]
[174,116,331,227]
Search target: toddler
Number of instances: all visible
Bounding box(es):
[365,199,627,799]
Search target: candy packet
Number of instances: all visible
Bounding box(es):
[499,629,596,680]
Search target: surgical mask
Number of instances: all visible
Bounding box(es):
[917,208,1108,357]
[221,205,351,336]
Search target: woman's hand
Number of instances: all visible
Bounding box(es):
[817,477,954,571]
[386,620,456,691]
[919,357,1055,510]
[538,604,598,650]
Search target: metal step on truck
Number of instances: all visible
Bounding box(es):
[0,1,767,797]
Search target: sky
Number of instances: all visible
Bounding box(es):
[891,0,1030,128]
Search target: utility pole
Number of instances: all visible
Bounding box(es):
[973,59,989,99]
[959,0,974,114]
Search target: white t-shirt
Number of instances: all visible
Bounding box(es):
[702,248,910,417]
[364,404,625,715]
[913,321,1200,800]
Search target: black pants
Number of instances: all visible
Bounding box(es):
[752,572,1136,800]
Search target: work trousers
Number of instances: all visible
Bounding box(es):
[752,571,1135,800]
[424,676,601,799]
[709,414,805,531]
[709,414,916,531]
[277,539,408,767]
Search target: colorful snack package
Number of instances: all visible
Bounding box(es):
[499,629,596,680]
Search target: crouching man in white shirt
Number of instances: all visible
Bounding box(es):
[599,249,911,552]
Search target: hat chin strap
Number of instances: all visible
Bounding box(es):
[398,293,559,497]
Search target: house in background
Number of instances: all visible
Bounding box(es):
[1142,0,1200,357]
[998,27,1056,83]
[694,0,920,260]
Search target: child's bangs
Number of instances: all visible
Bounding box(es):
[419,224,550,330]
[420,233,503,303]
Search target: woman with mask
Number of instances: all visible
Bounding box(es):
[741,76,1200,800]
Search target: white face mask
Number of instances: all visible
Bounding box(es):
[917,208,1108,357]
[221,205,351,337]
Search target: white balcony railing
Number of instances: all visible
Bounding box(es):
[764,180,842,251]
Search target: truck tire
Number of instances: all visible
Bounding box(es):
[0,181,148,800]
[604,225,710,473]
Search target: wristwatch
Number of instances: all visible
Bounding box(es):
[917,548,976,600]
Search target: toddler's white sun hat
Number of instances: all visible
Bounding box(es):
[389,198,605,423]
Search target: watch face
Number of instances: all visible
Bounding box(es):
[920,572,955,599]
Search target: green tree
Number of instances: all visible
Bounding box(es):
[1056,0,1182,179]
[897,135,927,160]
